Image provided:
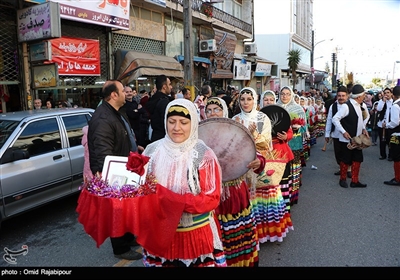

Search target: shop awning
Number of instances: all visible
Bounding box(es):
[116,50,184,85]
[175,55,211,65]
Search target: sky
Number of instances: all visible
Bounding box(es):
[254,0,400,84]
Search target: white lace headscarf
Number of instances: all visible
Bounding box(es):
[232,87,272,200]
[143,98,221,199]
[205,97,229,118]
[276,86,306,120]
[233,87,272,144]
[259,90,277,109]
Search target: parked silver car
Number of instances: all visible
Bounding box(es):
[0,107,94,228]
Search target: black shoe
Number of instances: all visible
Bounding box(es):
[350,182,367,188]
[339,180,348,188]
[384,178,400,186]
[347,172,352,179]
[114,249,142,260]
[334,171,341,175]
[388,158,393,161]
[129,239,140,247]
[379,156,386,160]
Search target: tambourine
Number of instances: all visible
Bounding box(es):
[198,118,256,182]
[260,105,291,136]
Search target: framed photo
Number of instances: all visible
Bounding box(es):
[32,63,58,89]
[101,155,147,187]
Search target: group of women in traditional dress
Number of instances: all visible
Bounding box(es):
[134,85,311,267]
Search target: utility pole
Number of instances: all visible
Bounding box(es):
[332,52,336,91]
[183,0,194,99]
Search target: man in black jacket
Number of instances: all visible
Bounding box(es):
[145,75,172,142]
[88,80,142,260]
[121,85,148,148]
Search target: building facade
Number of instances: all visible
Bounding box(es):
[0,0,278,112]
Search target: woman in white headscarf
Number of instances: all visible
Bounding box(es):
[259,90,294,215]
[276,86,307,206]
[299,96,312,163]
[205,97,263,267]
[140,99,226,267]
[233,87,283,245]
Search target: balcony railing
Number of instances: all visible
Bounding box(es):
[170,0,252,34]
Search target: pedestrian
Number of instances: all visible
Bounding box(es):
[257,90,294,240]
[45,99,54,109]
[139,99,227,267]
[232,88,293,245]
[121,85,148,148]
[368,101,379,145]
[34,98,42,110]
[205,96,263,267]
[81,125,92,184]
[260,90,294,209]
[87,79,142,260]
[332,84,369,188]
[383,85,400,186]
[145,75,172,143]
[276,86,307,205]
[181,87,192,100]
[377,87,394,160]
[324,86,352,178]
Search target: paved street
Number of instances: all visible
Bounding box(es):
[0,136,398,272]
[256,137,400,267]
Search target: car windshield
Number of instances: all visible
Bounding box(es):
[0,120,19,149]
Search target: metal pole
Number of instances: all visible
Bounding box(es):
[332,53,336,91]
[311,30,314,69]
[183,0,194,97]
[392,61,400,87]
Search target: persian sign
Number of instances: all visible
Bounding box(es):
[210,28,237,79]
[17,2,61,42]
[51,0,130,30]
[48,37,101,76]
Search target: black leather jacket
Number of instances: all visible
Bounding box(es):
[88,101,132,174]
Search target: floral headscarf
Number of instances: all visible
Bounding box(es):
[276,86,306,120]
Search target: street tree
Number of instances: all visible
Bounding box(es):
[287,49,301,90]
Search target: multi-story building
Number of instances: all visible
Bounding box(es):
[0,0,276,112]
[254,0,315,92]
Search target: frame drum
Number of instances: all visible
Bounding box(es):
[260,105,291,136]
[198,118,256,182]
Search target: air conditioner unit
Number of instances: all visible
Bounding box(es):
[199,39,217,53]
[244,42,257,55]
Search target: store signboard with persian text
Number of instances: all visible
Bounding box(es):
[48,37,101,76]
[17,1,61,42]
[51,0,130,30]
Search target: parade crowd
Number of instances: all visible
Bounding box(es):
[78,76,400,267]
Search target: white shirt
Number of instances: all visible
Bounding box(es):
[325,101,345,139]
[332,99,365,143]
[376,98,393,128]
[386,99,400,136]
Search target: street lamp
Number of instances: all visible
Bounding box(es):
[392,60,400,87]
[311,30,334,69]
